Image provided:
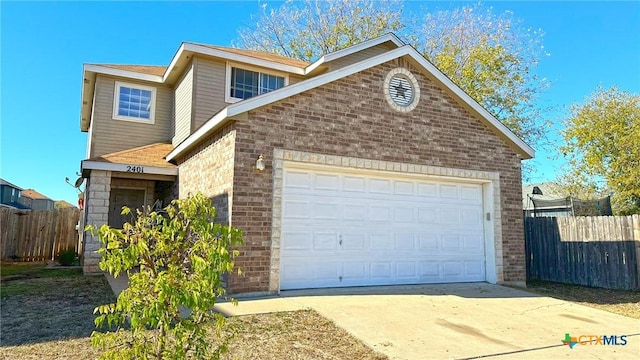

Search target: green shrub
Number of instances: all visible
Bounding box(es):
[87,193,243,360]
[57,249,77,266]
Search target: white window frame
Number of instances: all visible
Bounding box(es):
[225,62,289,103]
[112,81,157,124]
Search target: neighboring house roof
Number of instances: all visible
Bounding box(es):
[81,142,177,176]
[93,64,167,76]
[167,43,536,161]
[21,189,53,200]
[54,200,76,209]
[0,178,23,190]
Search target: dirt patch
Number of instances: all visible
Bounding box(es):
[0,263,386,359]
[526,280,640,319]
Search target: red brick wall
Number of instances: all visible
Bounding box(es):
[178,124,235,225]
[227,58,525,293]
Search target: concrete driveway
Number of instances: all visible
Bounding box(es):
[214,283,639,359]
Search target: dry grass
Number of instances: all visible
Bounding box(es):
[0,263,386,360]
[526,280,640,319]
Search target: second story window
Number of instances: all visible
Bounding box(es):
[228,66,285,101]
[113,81,156,123]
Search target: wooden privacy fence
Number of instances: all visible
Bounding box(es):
[0,207,80,262]
[524,215,640,290]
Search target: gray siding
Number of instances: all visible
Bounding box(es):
[173,64,193,145]
[90,75,172,158]
[326,43,395,71]
[193,57,226,131]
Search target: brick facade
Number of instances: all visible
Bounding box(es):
[179,58,526,294]
[231,59,525,292]
[178,125,236,225]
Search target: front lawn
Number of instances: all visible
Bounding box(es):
[0,263,386,359]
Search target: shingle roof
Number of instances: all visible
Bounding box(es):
[88,142,176,168]
[94,64,168,76]
[188,43,310,68]
[21,189,52,200]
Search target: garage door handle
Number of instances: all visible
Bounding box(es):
[339,235,342,246]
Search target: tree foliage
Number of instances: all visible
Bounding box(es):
[236,0,404,62]
[416,4,549,147]
[561,87,640,214]
[88,193,243,359]
[237,1,549,152]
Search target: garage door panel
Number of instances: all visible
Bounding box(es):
[396,262,418,279]
[394,234,415,250]
[417,182,438,197]
[343,176,366,192]
[285,171,312,188]
[370,262,393,279]
[394,180,415,195]
[343,204,367,221]
[283,200,311,219]
[281,231,312,250]
[395,207,415,222]
[371,233,393,249]
[342,262,367,280]
[313,232,338,250]
[280,167,486,290]
[370,178,392,194]
[371,205,392,221]
[342,233,366,250]
[314,173,340,190]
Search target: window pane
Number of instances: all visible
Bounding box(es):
[116,84,153,120]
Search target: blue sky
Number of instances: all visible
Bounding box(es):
[1,1,639,204]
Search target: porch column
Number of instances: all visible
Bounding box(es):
[82,170,111,274]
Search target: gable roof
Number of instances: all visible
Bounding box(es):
[21,189,53,200]
[167,44,535,162]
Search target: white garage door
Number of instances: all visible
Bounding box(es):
[280,166,486,290]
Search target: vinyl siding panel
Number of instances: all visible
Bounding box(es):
[289,74,304,84]
[90,75,173,158]
[173,64,193,145]
[193,57,227,131]
[326,43,395,71]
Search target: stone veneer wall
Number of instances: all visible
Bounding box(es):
[82,170,111,274]
[223,58,525,294]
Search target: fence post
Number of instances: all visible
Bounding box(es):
[633,215,640,290]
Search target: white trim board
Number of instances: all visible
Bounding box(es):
[81,160,178,176]
[304,33,404,74]
[83,64,164,83]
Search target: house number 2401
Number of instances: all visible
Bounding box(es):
[126,165,144,173]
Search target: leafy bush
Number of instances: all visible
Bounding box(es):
[57,249,77,266]
[87,193,243,359]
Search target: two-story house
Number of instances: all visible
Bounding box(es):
[0,178,30,210]
[79,33,535,295]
